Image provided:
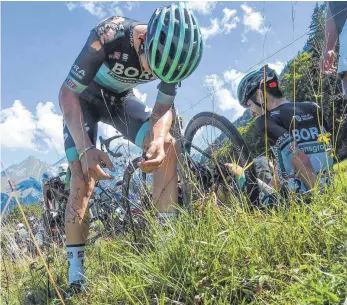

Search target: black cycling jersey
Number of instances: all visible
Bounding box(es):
[256,101,333,192]
[64,16,179,102]
[62,16,181,162]
[329,1,347,35]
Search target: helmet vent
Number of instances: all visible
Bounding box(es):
[181,51,187,63]
[174,22,180,36]
[155,49,161,68]
[169,43,176,58]
[191,15,197,26]
[174,8,180,21]
[190,42,197,59]
[183,9,190,25]
[164,11,170,26]
[163,64,170,75]
[184,30,190,43]
[194,28,198,41]
[159,31,166,46]
[171,68,181,80]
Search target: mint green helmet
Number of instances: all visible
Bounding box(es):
[144,2,203,83]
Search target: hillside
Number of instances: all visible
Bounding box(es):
[1,162,346,304]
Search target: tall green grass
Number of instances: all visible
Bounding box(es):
[1,163,346,305]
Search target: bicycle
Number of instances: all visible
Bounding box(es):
[121,110,260,228]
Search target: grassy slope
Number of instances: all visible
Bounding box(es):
[1,162,346,305]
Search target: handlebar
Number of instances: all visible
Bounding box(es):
[99,135,124,158]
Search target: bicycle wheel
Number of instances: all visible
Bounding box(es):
[41,202,66,247]
[184,112,259,205]
[122,157,153,234]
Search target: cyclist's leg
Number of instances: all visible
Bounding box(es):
[143,131,178,215]
[100,89,178,216]
[63,92,99,286]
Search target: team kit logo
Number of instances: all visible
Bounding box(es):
[66,78,76,89]
[97,17,125,43]
[70,64,85,80]
[108,62,156,81]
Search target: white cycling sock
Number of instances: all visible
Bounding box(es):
[67,244,85,285]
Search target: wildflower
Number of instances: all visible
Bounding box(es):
[317,132,331,145]
[329,148,336,158]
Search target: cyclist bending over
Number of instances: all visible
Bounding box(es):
[59,3,203,290]
[232,65,333,197]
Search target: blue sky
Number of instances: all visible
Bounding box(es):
[1,1,318,168]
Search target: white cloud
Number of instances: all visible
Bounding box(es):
[36,102,64,153]
[80,1,107,19]
[268,61,285,75]
[223,69,245,94]
[133,88,147,104]
[240,4,269,35]
[1,100,64,153]
[66,2,77,11]
[1,100,37,150]
[125,1,139,11]
[186,1,217,15]
[201,7,240,41]
[204,72,245,120]
[201,18,222,41]
[66,2,123,19]
[221,8,240,33]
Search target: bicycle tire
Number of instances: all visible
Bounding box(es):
[121,157,151,237]
[184,111,260,205]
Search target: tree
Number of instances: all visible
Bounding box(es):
[307,2,327,59]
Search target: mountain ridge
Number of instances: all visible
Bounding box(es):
[1,156,52,216]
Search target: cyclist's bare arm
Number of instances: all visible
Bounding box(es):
[138,104,173,171]
[139,82,179,171]
[151,103,173,141]
[59,87,93,153]
[324,4,338,52]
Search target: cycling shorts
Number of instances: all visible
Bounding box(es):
[63,81,152,163]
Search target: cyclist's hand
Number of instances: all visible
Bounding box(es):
[225,163,244,177]
[319,50,336,75]
[80,148,115,181]
[138,138,166,173]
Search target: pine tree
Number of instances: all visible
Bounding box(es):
[307,2,327,58]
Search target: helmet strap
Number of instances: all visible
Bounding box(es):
[137,35,152,74]
[138,36,145,56]
[253,100,263,108]
[250,91,264,109]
